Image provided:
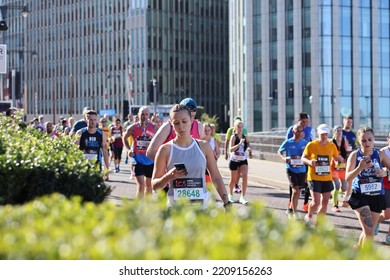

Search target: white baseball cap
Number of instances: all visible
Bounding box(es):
[317,124,330,135]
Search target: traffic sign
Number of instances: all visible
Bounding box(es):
[0,44,7,74]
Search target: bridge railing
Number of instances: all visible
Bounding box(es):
[219,133,388,162]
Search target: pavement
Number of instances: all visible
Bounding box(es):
[217,156,288,190]
[105,155,390,250]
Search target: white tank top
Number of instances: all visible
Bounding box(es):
[167,139,209,208]
[209,137,216,150]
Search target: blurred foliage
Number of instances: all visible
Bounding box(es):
[0,193,388,260]
[201,113,219,131]
[0,115,111,205]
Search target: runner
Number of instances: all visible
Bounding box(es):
[375,131,390,243]
[224,116,248,193]
[302,124,344,225]
[75,110,110,180]
[110,118,124,173]
[342,115,358,158]
[151,104,230,209]
[345,127,390,249]
[278,124,308,219]
[122,106,158,198]
[285,112,313,213]
[146,97,204,161]
[227,119,252,205]
[331,125,348,212]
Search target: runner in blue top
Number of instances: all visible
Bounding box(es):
[278,124,308,218]
[342,115,358,157]
[345,127,390,249]
[285,112,313,213]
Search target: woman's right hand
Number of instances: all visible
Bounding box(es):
[358,156,372,169]
[167,166,188,179]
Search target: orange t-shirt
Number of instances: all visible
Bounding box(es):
[303,140,339,181]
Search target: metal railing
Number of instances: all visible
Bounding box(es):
[219,133,388,162]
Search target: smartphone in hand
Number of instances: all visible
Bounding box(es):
[174,163,187,172]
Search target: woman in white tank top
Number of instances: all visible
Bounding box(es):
[151,104,230,209]
[203,123,220,161]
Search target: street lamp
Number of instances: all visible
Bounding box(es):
[7,49,37,115]
[0,4,29,30]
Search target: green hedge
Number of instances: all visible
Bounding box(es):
[0,193,388,260]
[0,115,111,205]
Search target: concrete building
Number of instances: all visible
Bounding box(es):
[1,0,230,130]
[230,0,390,135]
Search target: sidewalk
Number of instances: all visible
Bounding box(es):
[217,157,288,190]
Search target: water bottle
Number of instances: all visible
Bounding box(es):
[373,159,380,170]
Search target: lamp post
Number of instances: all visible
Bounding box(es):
[0,3,30,113]
[32,52,38,116]
[69,73,73,116]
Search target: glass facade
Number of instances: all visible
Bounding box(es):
[1,0,229,130]
[230,0,390,135]
[128,0,229,130]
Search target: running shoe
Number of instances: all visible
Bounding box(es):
[234,184,241,193]
[332,205,341,212]
[302,203,309,213]
[342,201,349,207]
[385,235,390,244]
[374,223,380,236]
[291,213,300,220]
[285,208,293,216]
[228,194,235,203]
[239,196,248,205]
[304,214,312,224]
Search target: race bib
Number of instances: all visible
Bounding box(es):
[315,155,330,175]
[114,133,121,139]
[136,136,152,151]
[173,178,204,201]
[290,155,303,167]
[84,153,98,161]
[346,145,353,152]
[231,151,246,161]
[335,162,346,171]
[360,182,382,195]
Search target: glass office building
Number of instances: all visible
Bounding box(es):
[0,0,229,130]
[128,0,229,130]
[230,0,390,135]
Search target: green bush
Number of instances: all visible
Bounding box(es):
[0,115,111,205]
[0,193,388,260]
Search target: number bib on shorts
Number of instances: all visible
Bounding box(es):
[315,155,330,175]
[290,155,303,167]
[173,178,204,201]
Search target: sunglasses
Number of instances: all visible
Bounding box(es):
[188,106,196,112]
